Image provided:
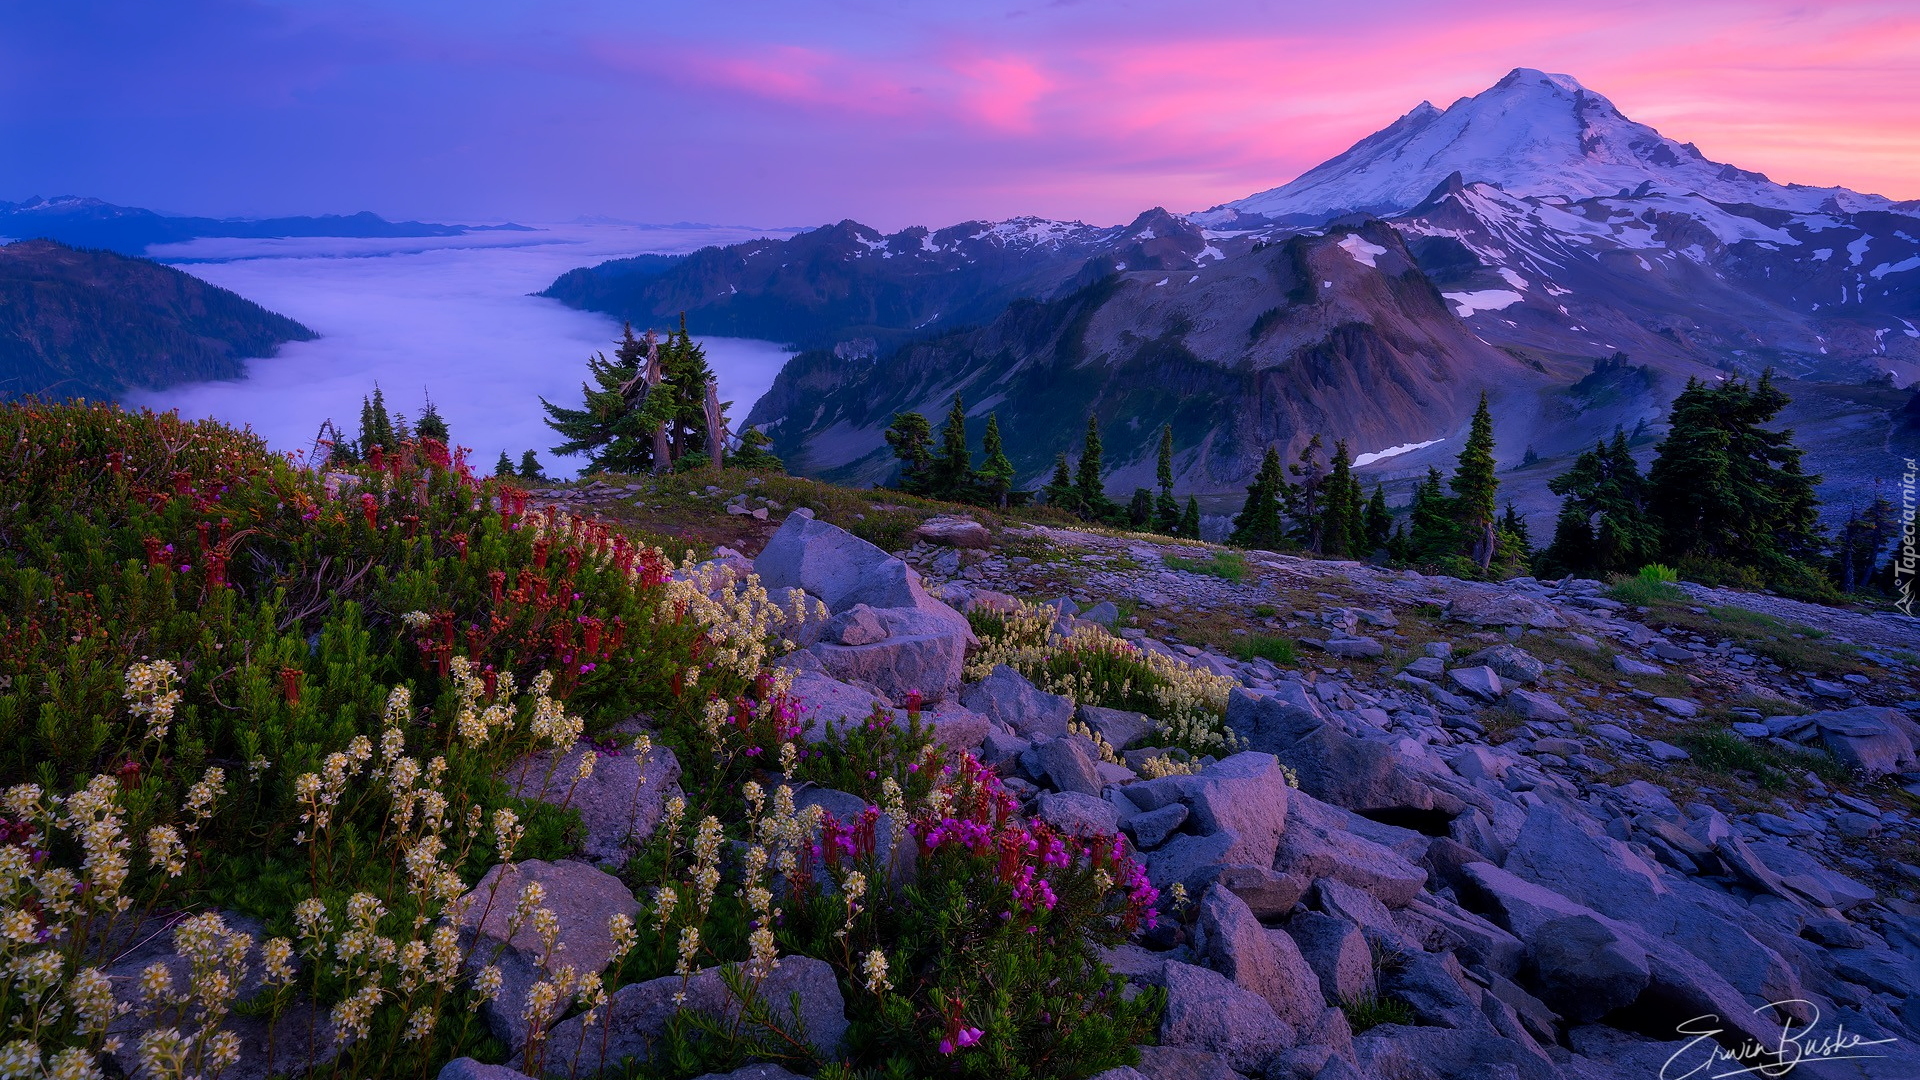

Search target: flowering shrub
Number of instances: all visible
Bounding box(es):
[967,601,1242,758]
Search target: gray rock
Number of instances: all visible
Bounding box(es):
[1125,802,1189,850]
[1086,1069,1149,1080]
[1506,689,1570,723]
[1207,864,1311,918]
[1398,893,1526,978]
[1530,913,1650,1021]
[456,860,641,1050]
[1612,655,1663,676]
[810,606,971,705]
[1813,706,1918,777]
[1037,790,1122,837]
[1262,723,1464,823]
[1275,791,1430,908]
[922,698,991,753]
[1447,665,1505,702]
[1195,884,1325,1030]
[1531,736,1581,758]
[786,670,891,741]
[1158,960,1294,1071]
[1447,592,1567,629]
[1325,637,1384,659]
[1402,656,1447,679]
[1462,644,1545,685]
[1131,1045,1240,1080]
[692,1067,808,1080]
[758,512,943,616]
[1080,704,1155,750]
[912,515,992,549]
[439,1060,535,1080]
[1807,677,1855,699]
[541,957,847,1077]
[1036,736,1103,797]
[1130,752,1293,871]
[1646,740,1690,762]
[1287,911,1376,1003]
[508,741,682,865]
[1651,642,1697,662]
[960,665,1075,739]
[1309,877,1401,946]
[824,603,888,646]
[1652,696,1699,718]
[1081,600,1122,626]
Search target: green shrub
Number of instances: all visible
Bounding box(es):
[1162,550,1246,583]
[1233,634,1298,665]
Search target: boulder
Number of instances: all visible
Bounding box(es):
[823,603,887,646]
[961,666,1075,739]
[1124,802,1189,850]
[912,515,993,549]
[1037,790,1122,837]
[1652,696,1699,718]
[1195,884,1325,1030]
[1275,791,1429,908]
[693,1067,809,1080]
[1447,592,1566,629]
[1325,637,1384,659]
[757,512,940,615]
[1268,725,1464,824]
[786,670,891,741]
[1462,644,1545,685]
[1036,735,1103,797]
[508,740,682,866]
[1157,960,1295,1072]
[1529,913,1650,1021]
[1447,665,1505,702]
[541,957,847,1077]
[1080,704,1156,750]
[921,698,991,754]
[1131,1046,1240,1080]
[1813,706,1918,777]
[1207,864,1311,919]
[1081,601,1122,626]
[1286,911,1376,1003]
[1506,689,1570,723]
[810,606,971,704]
[456,860,641,1050]
[1612,655,1663,676]
[1224,685,1327,752]
[439,1060,535,1080]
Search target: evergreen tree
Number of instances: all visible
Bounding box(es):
[1127,488,1153,528]
[1833,493,1896,593]
[1231,446,1288,550]
[518,450,544,480]
[1074,414,1110,515]
[359,386,395,456]
[1153,424,1180,534]
[930,395,976,500]
[540,326,657,473]
[1319,440,1365,557]
[1498,501,1534,569]
[1282,436,1324,549]
[884,412,935,495]
[977,414,1015,508]
[1407,466,1457,563]
[494,451,515,478]
[1645,372,1825,582]
[1450,392,1499,569]
[415,394,450,446]
[1363,484,1392,549]
[1178,497,1201,540]
[730,427,785,472]
[659,316,717,465]
[1538,429,1657,578]
[1041,451,1080,513]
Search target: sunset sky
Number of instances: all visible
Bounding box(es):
[7,0,1915,230]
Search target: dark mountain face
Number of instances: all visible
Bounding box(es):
[0,239,315,401]
[0,196,491,256]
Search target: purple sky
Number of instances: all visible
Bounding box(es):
[8,1,1916,230]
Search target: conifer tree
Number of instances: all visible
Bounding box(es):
[977,414,1015,507]
[730,427,785,472]
[1407,466,1457,563]
[541,326,655,473]
[1645,372,1824,583]
[1153,424,1180,534]
[1363,484,1392,549]
[1042,451,1080,513]
[1178,496,1201,539]
[884,412,935,495]
[1282,435,1324,549]
[1231,446,1288,550]
[1498,502,1534,567]
[660,315,717,465]
[1833,494,1896,593]
[359,386,394,456]
[1074,414,1109,515]
[415,394,450,446]
[494,451,515,478]
[518,450,543,480]
[1451,392,1499,569]
[1318,440,1365,557]
[1127,488,1153,527]
[1539,429,1657,577]
[931,395,976,500]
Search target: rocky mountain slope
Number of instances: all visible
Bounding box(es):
[0,238,315,400]
[543,69,1919,521]
[488,476,1920,1080]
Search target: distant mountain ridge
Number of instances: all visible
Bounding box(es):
[0,196,532,256]
[0,239,315,401]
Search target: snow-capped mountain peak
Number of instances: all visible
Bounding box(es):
[1205,67,1894,225]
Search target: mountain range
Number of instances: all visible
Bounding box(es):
[545,68,1919,522]
[0,196,532,256]
[0,239,315,401]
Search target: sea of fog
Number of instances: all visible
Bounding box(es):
[127,223,799,475]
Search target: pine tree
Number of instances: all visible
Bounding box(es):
[415,394,450,446]
[1127,488,1153,527]
[1178,496,1201,539]
[1451,392,1499,569]
[1282,436,1324,549]
[1074,414,1109,516]
[1363,484,1392,549]
[1153,424,1180,534]
[660,315,717,465]
[1833,493,1896,592]
[1319,440,1365,557]
[1408,466,1457,563]
[884,412,935,495]
[1498,502,1534,568]
[1645,372,1825,583]
[540,326,656,473]
[931,395,975,500]
[1231,446,1288,550]
[1539,429,1658,577]
[518,450,544,480]
[730,427,785,472]
[494,451,515,478]
[977,414,1015,508]
[1042,451,1080,513]
[360,386,395,456]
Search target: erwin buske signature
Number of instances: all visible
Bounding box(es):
[1660,1000,1899,1078]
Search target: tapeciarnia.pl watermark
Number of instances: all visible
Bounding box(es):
[1898,458,1916,617]
[1660,1000,1899,1079]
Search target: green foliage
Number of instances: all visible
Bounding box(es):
[542,320,718,475]
[1229,446,1287,551]
[494,450,516,478]
[1152,425,1180,535]
[932,395,977,500]
[518,449,544,480]
[1406,467,1458,566]
[1450,392,1499,569]
[1163,551,1247,584]
[885,412,935,496]
[796,703,941,807]
[1363,484,1391,550]
[1538,428,1658,579]
[1342,993,1415,1033]
[730,426,786,472]
[978,414,1016,508]
[1232,634,1298,665]
[415,394,450,445]
[1318,440,1365,558]
[1041,452,1080,515]
[1177,497,1200,540]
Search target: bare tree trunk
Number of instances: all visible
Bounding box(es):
[644,331,671,473]
[703,378,726,469]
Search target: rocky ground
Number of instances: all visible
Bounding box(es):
[463,475,1920,1080]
